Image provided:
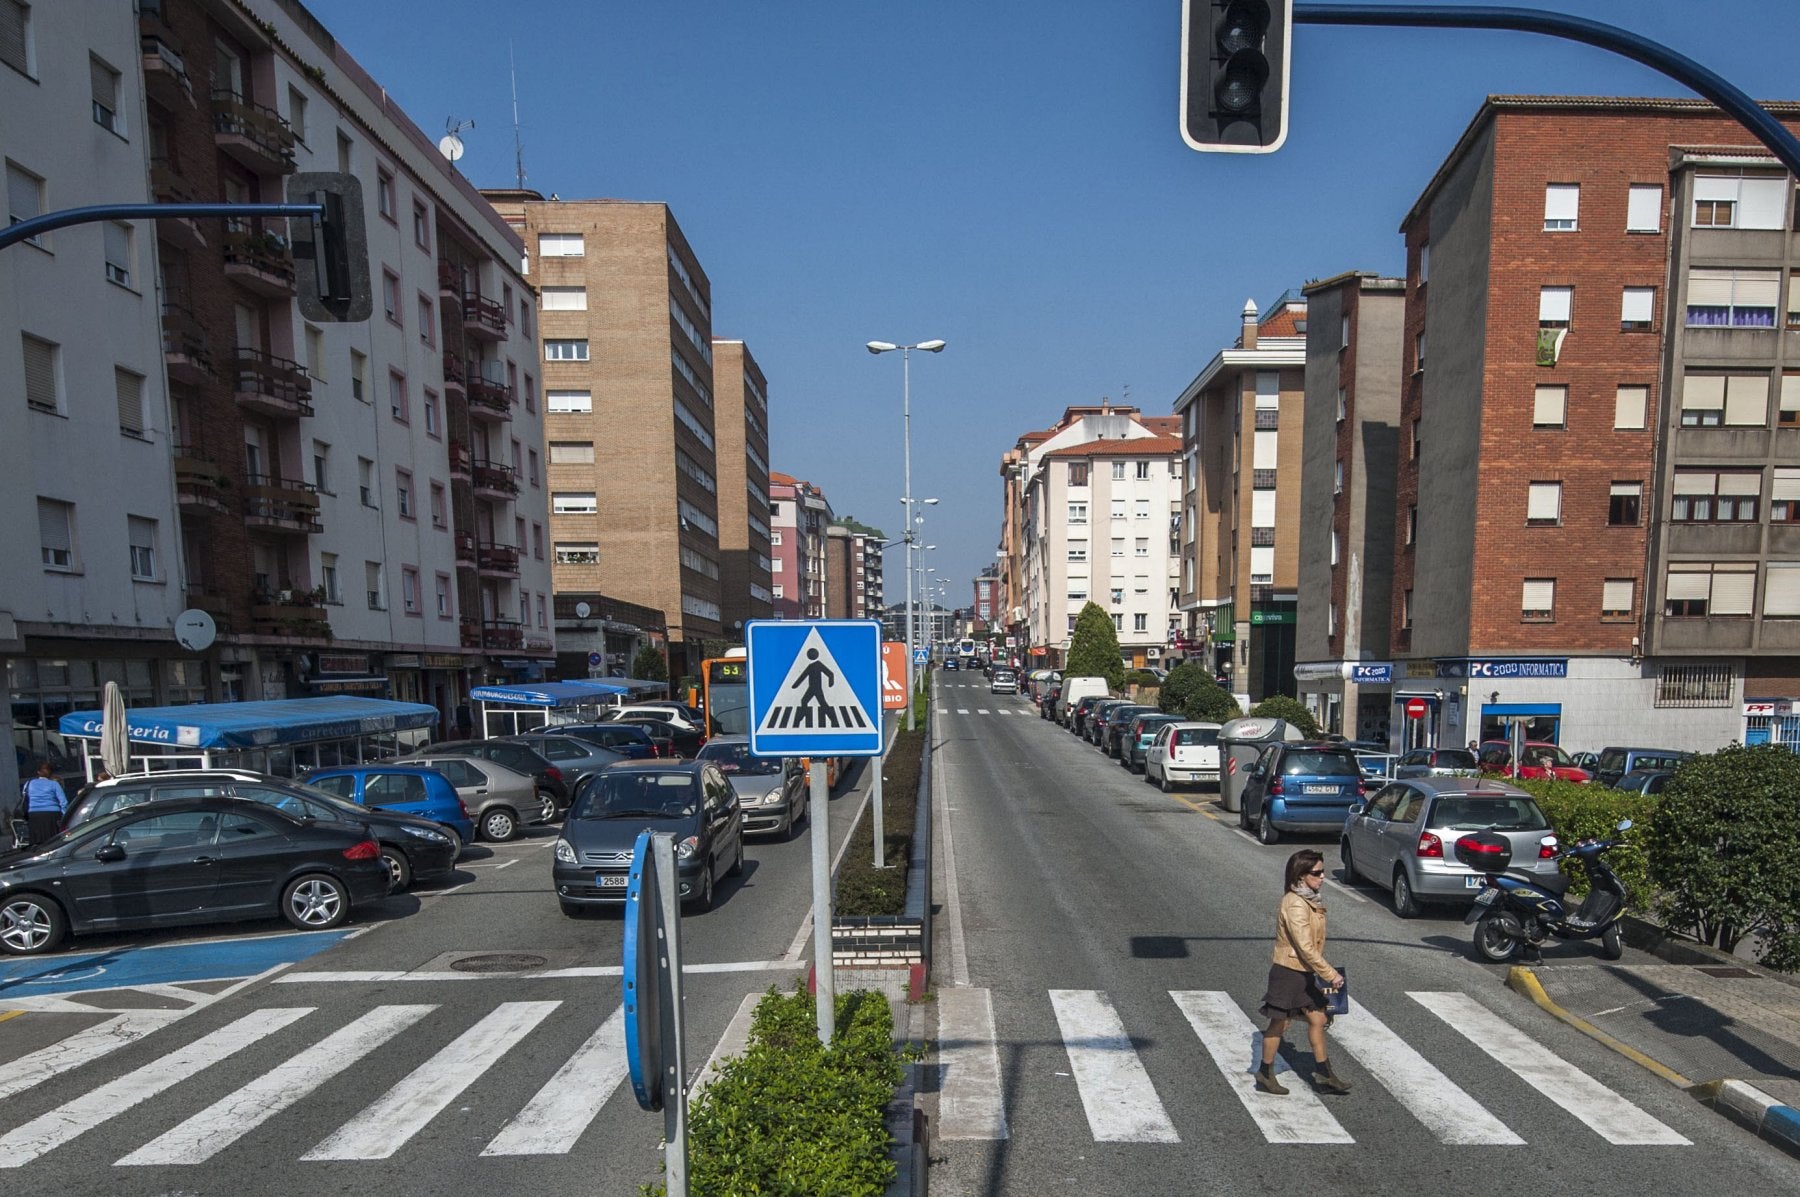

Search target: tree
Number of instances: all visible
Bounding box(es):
[1158,662,1204,714]
[1065,602,1125,691]
[1251,694,1320,738]
[834,515,887,539]
[630,643,668,682]
[1180,679,1241,723]
[1646,745,1800,969]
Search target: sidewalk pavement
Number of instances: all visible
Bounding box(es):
[1512,929,1800,1158]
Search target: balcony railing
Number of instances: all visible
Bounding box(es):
[448,441,473,478]
[222,229,296,296]
[211,90,297,173]
[481,619,526,650]
[437,259,463,297]
[471,462,521,497]
[466,376,514,420]
[462,294,507,340]
[173,446,229,513]
[140,33,193,108]
[477,542,521,576]
[1254,408,1280,430]
[250,587,328,623]
[1250,528,1276,547]
[453,531,478,566]
[440,350,466,389]
[242,475,322,534]
[161,303,214,382]
[234,347,315,418]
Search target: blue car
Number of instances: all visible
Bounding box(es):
[1239,742,1369,845]
[303,764,475,855]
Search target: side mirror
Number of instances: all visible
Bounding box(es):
[1615,818,1632,832]
[1347,803,1364,817]
[94,843,126,863]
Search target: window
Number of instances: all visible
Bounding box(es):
[1533,385,1566,428]
[1765,564,1800,618]
[545,339,589,362]
[321,554,340,604]
[1682,372,1767,427]
[1692,175,1786,229]
[388,371,408,422]
[1403,588,1413,629]
[7,160,45,246]
[358,457,375,507]
[311,441,330,493]
[1410,419,1420,460]
[1333,459,1343,494]
[1665,563,1756,617]
[1526,482,1562,525]
[523,373,536,412]
[1110,498,1126,520]
[335,130,352,173]
[1068,503,1087,523]
[115,367,144,434]
[1,0,31,76]
[1327,603,1337,637]
[553,492,597,515]
[1602,578,1635,619]
[1614,384,1649,430]
[1671,471,1760,522]
[527,448,540,486]
[532,523,544,559]
[1112,614,1123,631]
[770,530,782,546]
[1418,242,1429,283]
[22,332,56,411]
[1521,578,1555,621]
[1543,183,1579,231]
[1790,276,1800,329]
[103,222,132,287]
[121,515,158,580]
[1608,482,1642,526]
[1067,542,1087,562]
[412,200,429,250]
[547,443,595,470]
[1687,268,1779,327]
[1406,507,1417,546]
[1339,314,1350,348]
[1538,286,1573,329]
[1135,498,1150,519]
[541,286,586,311]
[417,296,434,344]
[395,469,413,519]
[1110,461,1126,481]
[1621,287,1655,330]
[365,562,385,610]
[350,350,367,403]
[423,390,439,436]
[286,84,307,144]
[1134,537,1149,558]
[1414,329,1426,369]
[539,232,584,257]
[555,542,599,565]
[1133,613,1148,633]
[1335,387,1346,422]
[381,270,399,323]
[1772,469,1800,522]
[537,594,548,628]
[400,567,420,615]
[547,389,592,413]
[91,55,121,134]
[435,574,452,618]
[1656,662,1734,707]
[376,168,395,220]
[430,481,446,528]
[1111,536,1125,558]
[37,498,73,570]
[1626,184,1663,232]
[1782,373,1800,425]
[303,325,325,381]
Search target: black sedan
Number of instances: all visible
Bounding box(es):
[552,761,743,915]
[609,714,705,758]
[0,797,390,955]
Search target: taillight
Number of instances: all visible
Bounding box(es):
[457,798,471,820]
[1416,832,1443,858]
[544,766,564,782]
[1539,837,1559,859]
[1269,778,1285,795]
[343,839,381,861]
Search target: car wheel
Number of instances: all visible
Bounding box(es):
[481,807,520,842]
[728,838,745,877]
[1238,800,1251,830]
[1159,770,1173,793]
[1339,839,1358,885]
[379,847,412,892]
[1472,914,1519,962]
[282,874,351,931]
[536,790,560,824]
[1257,811,1281,845]
[689,866,715,913]
[443,828,465,860]
[1600,923,1624,961]
[1391,868,1422,919]
[0,894,66,956]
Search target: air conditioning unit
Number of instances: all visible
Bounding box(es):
[1147,647,1162,660]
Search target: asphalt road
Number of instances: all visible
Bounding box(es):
[924,674,1800,1196]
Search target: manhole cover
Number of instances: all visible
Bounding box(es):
[1695,965,1758,979]
[450,953,547,973]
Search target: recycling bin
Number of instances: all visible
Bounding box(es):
[1217,716,1302,813]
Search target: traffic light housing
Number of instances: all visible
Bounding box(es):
[1181,0,1292,153]
[287,172,371,322]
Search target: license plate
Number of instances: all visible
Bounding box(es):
[597,873,629,889]
[1464,874,1488,889]
[1303,785,1337,794]
[1472,885,1498,902]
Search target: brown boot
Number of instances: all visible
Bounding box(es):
[1312,1059,1352,1095]
[1254,1064,1289,1095]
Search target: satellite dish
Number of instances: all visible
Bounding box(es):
[438,134,465,162]
[574,602,592,620]
[173,609,217,653]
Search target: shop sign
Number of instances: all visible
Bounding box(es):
[422,654,466,669]
[317,653,370,676]
[1435,658,1568,680]
[387,654,422,669]
[1404,660,1438,679]
[1349,663,1393,684]
[1249,605,1296,626]
[1744,701,1778,717]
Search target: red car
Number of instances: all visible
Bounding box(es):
[1476,740,1591,783]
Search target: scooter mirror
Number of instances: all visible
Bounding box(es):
[1616,818,1632,832]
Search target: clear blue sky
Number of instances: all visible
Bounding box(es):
[304,0,1799,609]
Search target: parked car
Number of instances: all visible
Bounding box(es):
[0,797,389,955]
[1099,704,1155,757]
[1393,748,1481,779]
[1058,677,1109,725]
[510,732,627,789]
[544,722,661,760]
[1476,741,1592,783]
[604,703,704,734]
[1144,721,1222,790]
[990,668,1019,695]
[1066,693,1104,735]
[406,738,569,813]
[695,735,807,837]
[943,657,960,671]
[1570,751,1601,773]
[68,768,460,892]
[1079,697,1122,742]
[1240,742,1367,844]
[388,753,546,842]
[1592,747,1691,789]
[1123,713,1183,772]
[1613,769,1675,796]
[552,761,744,915]
[1039,681,1062,719]
[1340,777,1561,918]
[612,713,705,758]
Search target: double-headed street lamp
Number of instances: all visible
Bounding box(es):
[868,338,946,731]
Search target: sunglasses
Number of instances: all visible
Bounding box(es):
[1306,868,1326,877]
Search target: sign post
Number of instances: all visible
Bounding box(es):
[623,830,688,1195]
[1404,696,1428,721]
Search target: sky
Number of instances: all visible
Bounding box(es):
[302,0,1800,610]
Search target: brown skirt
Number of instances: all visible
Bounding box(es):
[1259,963,1326,1020]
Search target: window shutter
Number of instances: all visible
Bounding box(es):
[0,1,27,76]
[1538,287,1573,322]
[1526,482,1561,521]
[1724,374,1770,425]
[1249,546,1274,578]
[104,221,130,274]
[1783,373,1800,416]
[22,334,54,409]
[1681,373,1725,409]
[540,286,586,311]
[1737,177,1787,229]
[36,499,70,555]
[1610,482,1641,499]
[1712,565,1757,615]
[1621,288,1654,324]
[1717,473,1761,496]
[1693,176,1739,203]
[1735,270,1782,308]
[1665,569,1709,602]
[115,367,143,432]
[1766,565,1800,617]
[1251,489,1276,527]
[1626,185,1662,231]
[1521,579,1555,611]
[90,56,113,108]
[1533,386,1566,425]
[1543,184,1579,225]
[1602,579,1634,612]
[1790,275,1800,319]
[1686,268,1736,306]
[1252,429,1277,468]
[1773,468,1800,502]
[1615,385,1648,428]
[1672,472,1715,496]
[6,162,38,221]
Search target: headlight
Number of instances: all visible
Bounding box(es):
[763,788,784,805]
[554,839,577,864]
[402,825,450,843]
[675,835,699,860]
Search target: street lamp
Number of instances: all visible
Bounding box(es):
[869,339,946,731]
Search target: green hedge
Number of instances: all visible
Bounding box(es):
[1505,778,1658,909]
[836,716,924,917]
[646,986,903,1196]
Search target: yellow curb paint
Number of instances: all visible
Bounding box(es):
[1506,965,1692,1087]
[0,1010,24,1025]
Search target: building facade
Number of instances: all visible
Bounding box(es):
[825,526,884,620]
[768,472,832,619]
[711,339,773,638]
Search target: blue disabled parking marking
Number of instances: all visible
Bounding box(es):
[0,929,355,997]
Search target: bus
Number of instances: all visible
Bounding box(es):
[702,648,844,788]
[956,637,977,664]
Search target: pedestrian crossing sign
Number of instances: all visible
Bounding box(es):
[745,619,883,757]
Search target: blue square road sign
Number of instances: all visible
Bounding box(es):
[745,620,883,757]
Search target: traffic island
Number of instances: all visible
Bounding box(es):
[831,717,932,1003]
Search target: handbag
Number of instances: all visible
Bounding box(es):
[1323,967,1349,1017]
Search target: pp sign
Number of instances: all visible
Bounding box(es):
[881,641,908,711]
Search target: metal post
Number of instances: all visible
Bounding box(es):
[809,760,835,1044]
[902,347,916,733]
[871,719,886,869]
[651,833,689,1196]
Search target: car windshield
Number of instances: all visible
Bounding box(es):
[1430,795,1549,831]
[571,772,698,819]
[1174,727,1219,746]
[1434,750,1478,769]
[1281,751,1359,776]
[696,743,780,775]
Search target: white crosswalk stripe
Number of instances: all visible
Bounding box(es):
[0,1011,181,1103]
[1049,989,1179,1142]
[1170,990,1351,1144]
[1329,996,1522,1144]
[482,1005,627,1156]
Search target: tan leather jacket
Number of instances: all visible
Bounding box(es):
[1271,890,1337,983]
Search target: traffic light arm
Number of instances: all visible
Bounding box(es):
[0,201,322,254]
[1294,4,1800,178]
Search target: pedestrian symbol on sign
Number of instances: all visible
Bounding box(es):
[755,627,872,734]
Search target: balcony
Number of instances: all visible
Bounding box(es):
[234,348,315,419]
[222,229,296,297]
[183,585,232,619]
[466,376,514,422]
[242,476,322,535]
[1250,527,1275,547]
[460,618,484,649]
[481,620,526,650]
[173,447,230,514]
[211,90,297,175]
[448,441,473,480]
[250,588,329,637]
[462,294,507,341]
[161,303,214,383]
[1254,408,1280,430]
[141,33,194,109]
[1251,469,1278,490]
[477,541,521,578]
[471,461,521,500]
[437,259,463,299]
[149,157,207,250]
[453,531,478,568]
[524,635,554,654]
[440,350,466,393]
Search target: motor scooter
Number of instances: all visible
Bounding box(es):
[1464,819,1634,963]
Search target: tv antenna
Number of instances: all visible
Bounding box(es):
[509,42,527,189]
[438,117,473,164]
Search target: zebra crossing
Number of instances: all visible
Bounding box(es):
[937,986,1692,1148]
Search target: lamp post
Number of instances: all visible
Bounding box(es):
[868,339,945,732]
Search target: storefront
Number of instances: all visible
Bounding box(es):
[1292,661,1393,741]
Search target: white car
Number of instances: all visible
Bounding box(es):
[990,669,1019,694]
[1145,722,1223,792]
[604,703,702,733]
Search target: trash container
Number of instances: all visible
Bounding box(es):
[1217,716,1303,813]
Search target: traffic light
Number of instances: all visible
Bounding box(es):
[287,172,371,322]
[1180,0,1292,153]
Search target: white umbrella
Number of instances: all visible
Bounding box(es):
[100,680,129,777]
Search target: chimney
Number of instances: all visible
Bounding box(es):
[1240,298,1259,349]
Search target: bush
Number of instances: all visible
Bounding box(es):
[1124,669,1161,688]
[1644,744,1800,968]
[1250,694,1319,739]
[1065,602,1125,691]
[835,722,923,916]
[647,985,903,1196]
[1505,778,1658,909]
[630,644,668,682]
[1180,678,1241,723]
[1158,662,1204,714]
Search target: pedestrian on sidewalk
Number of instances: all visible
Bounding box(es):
[1256,848,1351,1096]
[20,761,69,846]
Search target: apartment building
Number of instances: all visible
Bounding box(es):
[769,472,833,619]
[712,339,774,636]
[825,525,885,620]
[481,193,722,677]
[972,567,1000,632]
[1293,272,1405,740]
[1392,95,1800,754]
[1174,296,1308,703]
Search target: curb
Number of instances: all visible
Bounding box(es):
[1504,966,1691,1086]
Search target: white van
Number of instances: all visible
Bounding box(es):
[1057,676,1109,725]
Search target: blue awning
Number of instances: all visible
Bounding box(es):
[469,680,630,708]
[59,697,441,750]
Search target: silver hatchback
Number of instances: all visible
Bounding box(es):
[1339,777,1561,919]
